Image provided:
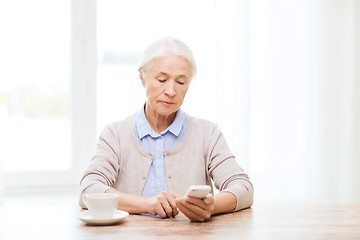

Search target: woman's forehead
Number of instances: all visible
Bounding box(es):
[145,56,191,77]
[148,56,191,71]
[155,71,189,80]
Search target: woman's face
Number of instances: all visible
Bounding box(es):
[140,55,191,118]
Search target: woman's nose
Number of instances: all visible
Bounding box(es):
[164,82,176,97]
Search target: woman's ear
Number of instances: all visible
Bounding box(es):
[139,68,145,87]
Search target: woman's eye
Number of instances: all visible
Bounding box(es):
[177,81,185,85]
[158,79,167,83]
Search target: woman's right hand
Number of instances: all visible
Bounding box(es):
[145,191,180,218]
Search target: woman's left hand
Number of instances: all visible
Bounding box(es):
[175,193,215,222]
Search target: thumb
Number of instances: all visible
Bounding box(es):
[203,193,214,204]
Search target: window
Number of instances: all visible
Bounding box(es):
[0,0,97,191]
[0,1,71,172]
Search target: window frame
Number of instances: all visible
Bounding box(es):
[3,0,97,194]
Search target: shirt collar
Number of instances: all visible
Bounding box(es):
[135,103,185,139]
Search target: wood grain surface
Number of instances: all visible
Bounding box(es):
[1,204,359,239]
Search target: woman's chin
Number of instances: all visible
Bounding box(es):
[155,105,178,116]
[157,109,178,117]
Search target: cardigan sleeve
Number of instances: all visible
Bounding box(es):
[207,126,254,211]
[79,124,121,208]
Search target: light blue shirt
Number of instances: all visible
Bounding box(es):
[134,104,187,198]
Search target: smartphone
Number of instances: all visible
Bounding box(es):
[185,185,211,199]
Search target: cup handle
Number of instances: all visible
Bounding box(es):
[82,194,88,208]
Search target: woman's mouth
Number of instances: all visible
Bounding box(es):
[160,101,174,106]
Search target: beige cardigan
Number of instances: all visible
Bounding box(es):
[79,113,253,211]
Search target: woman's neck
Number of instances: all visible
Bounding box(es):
[144,105,176,134]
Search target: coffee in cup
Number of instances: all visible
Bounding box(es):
[82,193,119,219]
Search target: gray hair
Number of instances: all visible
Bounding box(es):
[139,38,197,80]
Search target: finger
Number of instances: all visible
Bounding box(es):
[159,194,173,218]
[165,192,179,217]
[170,193,181,217]
[187,202,210,219]
[184,196,208,210]
[176,198,210,221]
[176,199,206,222]
[163,204,173,218]
[168,201,178,218]
[176,199,197,220]
[154,203,167,218]
[170,203,179,217]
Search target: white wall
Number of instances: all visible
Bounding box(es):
[0,104,5,205]
[249,0,360,204]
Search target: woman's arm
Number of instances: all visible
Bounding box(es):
[175,124,253,222]
[213,191,237,215]
[105,188,180,218]
[105,188,148,214]
[79,125,122,208]
[207,126,254,211]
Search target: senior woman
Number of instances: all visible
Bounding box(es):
[79,38,253,222]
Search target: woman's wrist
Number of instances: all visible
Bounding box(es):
[141,196,151,214]
[105,188,149,214]
[212,191,237,215]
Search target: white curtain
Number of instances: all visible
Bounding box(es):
[0,160,3,205]
[0,105,4,205]
[244,0,360,204]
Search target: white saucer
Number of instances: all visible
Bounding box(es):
[77,210,129,225]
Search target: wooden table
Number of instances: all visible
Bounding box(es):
[0,204,359,239]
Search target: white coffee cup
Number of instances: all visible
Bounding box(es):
[82,193,119,219]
